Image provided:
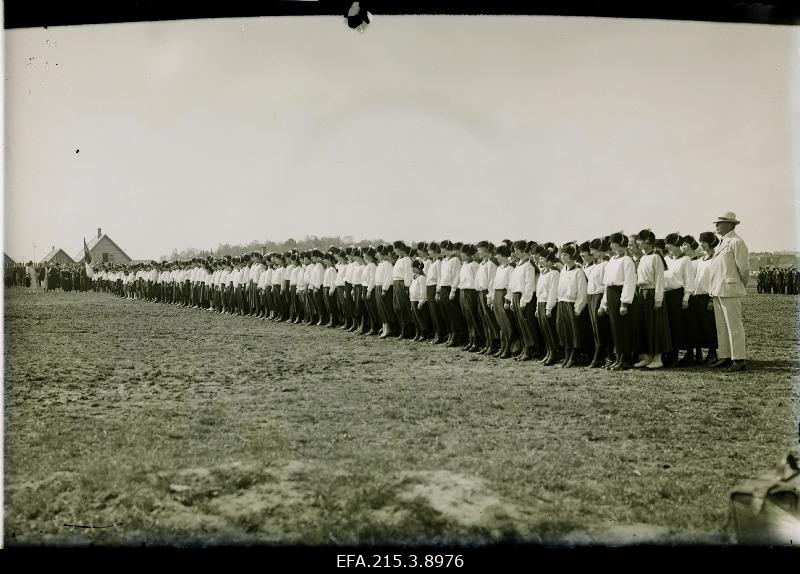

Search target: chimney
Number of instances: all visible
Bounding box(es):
[97,228,102,238]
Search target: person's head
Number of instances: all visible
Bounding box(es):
[460,243,476,262]
[628,234,643,255]
[412,259,424,276]
[636,229,656,252]
[476,240,490,260]
[579,241,592,263]
[512,240,527,259]
[713,211,739,236]
[415,242,428,258]
[559,244,577,265]
[664,232,684,257]
[654,239,667,257]
[698,231,719,255]
[428,241,441,258]
[680,235,699,256]
[392,240,407,257]
[496,245,511,264]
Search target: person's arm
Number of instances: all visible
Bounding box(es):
[654,257,665,308]
[521,265,535,307]
[574,270,588,315]
[546,271,559,316]
[681,259,693,307]
[367,266,375,296]
[734,238,750,286]
[404,259,413,288]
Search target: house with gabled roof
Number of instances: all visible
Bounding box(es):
[73,228,132,264]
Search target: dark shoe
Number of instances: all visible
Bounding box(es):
[463,343,473,352]
[728,360,747,372]
[469,345,482,353]
[675,353,694,367]
[710,358,733,368]
[499,352,513,359]
[446,341,459,348]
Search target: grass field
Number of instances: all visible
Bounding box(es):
[4,288,799,546]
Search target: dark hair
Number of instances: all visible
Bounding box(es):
[579,241,592,254]
[559,244,577,258]
[609,232,628,247]
[412,259,424,272]
[698,231,720,248]
[681,235,699,249]
[664,232,682,247]
[476,240,489,249]
[416,241,428,252]
[512,240,527,251]
[637,229,656,244]
[496,245,511,258]
[428,241,440,253]
[461,244,476,257]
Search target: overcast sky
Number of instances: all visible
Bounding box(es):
[4,16,798,262]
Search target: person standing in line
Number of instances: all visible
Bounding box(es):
[663,233,696,366]
[361,248,380,335]
[488,244,515,359]
[322,253,338,328]
[634,230,671,369]
[475,241,500,355]
[690,231,720,365]
[437,240,465,347]
[508,240,539,361]
[583,239,611,368]
[708,211,750,372]
[425,242,445,345]
[556,244,588,368]
[271,254,287,322]
[391,241,414,340]
[376,245,397,339]
[457,244,483,352]
[535,246,561,366]
[409,259,431,342]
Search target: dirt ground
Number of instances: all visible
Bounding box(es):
[4,288,798,545]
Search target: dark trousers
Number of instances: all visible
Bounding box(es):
[477,289,499,343]
[664,287,687,355]
[410,300,431,337]
[537,301,560,357]
[689,293,717,351]
[426,284,444,338]
[492,289,515,352]
[460,289,484,345]
[315,288,328,324]
[392,280,413,326]
[439,286,466,341]
[587,292,614,360]
[511,292,542,352]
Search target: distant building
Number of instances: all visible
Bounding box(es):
[40,247,76,266]
[4,253,17,266]
[73,228,132,264]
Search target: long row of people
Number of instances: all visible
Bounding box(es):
[87,212,752,372]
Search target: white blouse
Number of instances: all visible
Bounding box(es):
[457,261,478,290]
[665,255,695,302]
[601,255,637,306]
[637,253,666,304]
[426,258,441,287]
[536,269,560,314]
[409,274,428,302]
[557,265,588,313]
[437,256,461,290]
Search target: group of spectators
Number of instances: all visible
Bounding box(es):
[4,262,93,292]
[756,266,799,295]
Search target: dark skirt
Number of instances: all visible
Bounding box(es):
[587,291,614,354]
[606,286,640,356]
[440,285,466,339]
[375,284,397,324]
[492,288,515,341]
[459,289,483,342]
[689,293,717,350]
[664,287,688,351]
[410,300,431,334]
[477,289,499,341]
[426,284,444,338]
[556,301,581,350]
[638,288,672,355]
[537,301,559,354]
[511,292,542,351]
[392,280,412,325]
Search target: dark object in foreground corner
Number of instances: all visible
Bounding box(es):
[729,451,800,545]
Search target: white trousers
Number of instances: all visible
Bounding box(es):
[712,296,746,360]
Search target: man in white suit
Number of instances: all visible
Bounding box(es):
[708,211,750,372]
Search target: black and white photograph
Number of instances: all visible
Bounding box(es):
[2,2,799,552]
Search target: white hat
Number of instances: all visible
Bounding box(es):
[713,211,740,225]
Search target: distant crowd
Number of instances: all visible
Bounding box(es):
[756,266,799,295]
[5,262,92,292]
